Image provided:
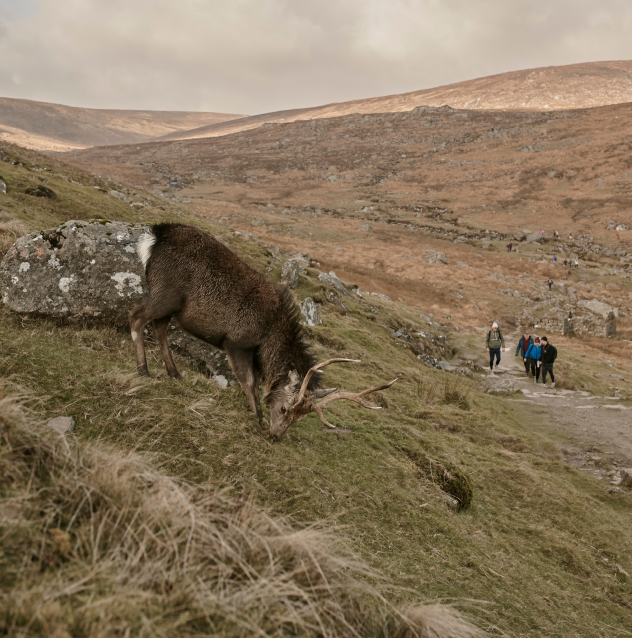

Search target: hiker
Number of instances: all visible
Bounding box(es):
[485,322,505,374]
[553,254,557,263]
[574,259,579,269]
[569,232,573,240]
[525,337,542,383]
[548,278,553,291]
[554,230,559,238]
[539,336,558,388]
[563,259,568,267]
[509,242,513,252]
[515,332,534,374]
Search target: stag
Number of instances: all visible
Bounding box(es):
[130,223,396,440]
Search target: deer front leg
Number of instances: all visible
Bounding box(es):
[152,315,181,379]
[225,345,262,426]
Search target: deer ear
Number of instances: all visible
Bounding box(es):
[288,370,300,385]
[313,387,338,399]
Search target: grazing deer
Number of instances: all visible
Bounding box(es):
[130,223,396,440]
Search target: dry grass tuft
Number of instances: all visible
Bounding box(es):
[414,373,473,410]
[0,220,28,258]
[0,396,481,638]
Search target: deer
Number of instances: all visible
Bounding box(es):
[129,223,397,441]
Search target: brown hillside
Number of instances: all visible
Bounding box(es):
[157,60,632,141]
[64,99,632,333]
[0,97,245,151]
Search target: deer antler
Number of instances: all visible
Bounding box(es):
[311,378,398,428]
[295,358,360,405]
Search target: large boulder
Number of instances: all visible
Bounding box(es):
[0,220,235,386]
[1,219,148,321]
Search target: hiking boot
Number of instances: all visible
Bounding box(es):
[533,376,537,383]
[489,370,494,376]
[551,382,555,388]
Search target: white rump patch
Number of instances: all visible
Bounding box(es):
[137,232,156,268]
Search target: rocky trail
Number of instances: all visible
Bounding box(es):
[483,332,632,488]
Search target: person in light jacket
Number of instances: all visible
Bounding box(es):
[525,337,542,383]
[485,322,505,374]
[515,332,534,374]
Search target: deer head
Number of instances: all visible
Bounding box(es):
[267,359,398,441]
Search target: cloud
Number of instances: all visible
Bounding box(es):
[0,0,631,114]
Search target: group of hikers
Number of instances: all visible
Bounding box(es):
[485,323,558,387]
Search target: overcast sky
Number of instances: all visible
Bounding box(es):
[1,0,631,115]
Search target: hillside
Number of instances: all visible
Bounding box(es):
[64,98,632,337]
[154,60,632,141]
[1,141,632,636]
[0,97,245,151]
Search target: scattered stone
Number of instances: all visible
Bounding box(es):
[0,210,11,220]
[481,240,492,249]
[607,486,627,494]
[168,328,235,386]
[620,469,632,488]
[604,360,613,366]
[0,179,6,194]
[356,224,372,232]
[318,271,350,295]
[401,254,412,259]
[281,259,300,289]
[480,378,518,395]
[423,251,447,265]
[47,416,75,435]
[109,189,130,201]
[25,185,56,199]
[605,374,625,381]
[300,297,322,326]
[616,224,629,231]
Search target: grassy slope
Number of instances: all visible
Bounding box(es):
[1,144,632,636]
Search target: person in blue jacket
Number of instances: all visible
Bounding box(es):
[525,337,542,383]
[515,332,534,374]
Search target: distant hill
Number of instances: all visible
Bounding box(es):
[157,60,632,141]
[0,97,246,151]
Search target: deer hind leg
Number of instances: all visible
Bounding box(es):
[152,315,181,379]
[129,292,182,377]
[225,346,262,425]
[129,302,151,376]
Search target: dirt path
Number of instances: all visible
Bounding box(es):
[484,335,632,482]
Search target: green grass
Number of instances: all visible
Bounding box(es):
[1,143,632,636]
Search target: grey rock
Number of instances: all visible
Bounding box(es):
[480,378,518,395]
[607,486,626,494]
[168,327,235,386]
[47,416,75,435]
[616,224,629,231]
[300,297,322,326]
[481,240,492,249]
[318,271,350,296]
[0,220,148,322]
[620,468,632,488]
[109,189,130,202]
[423,251,447,265]
[281,259,300,289]
[0,180,6,195]
[356,224,372,232]
[0,210,11,220]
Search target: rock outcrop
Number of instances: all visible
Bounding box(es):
[0,219,148,321]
